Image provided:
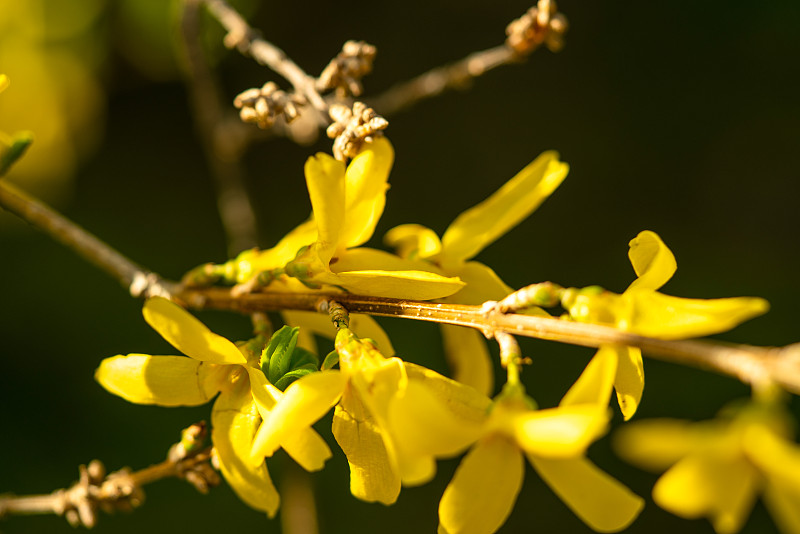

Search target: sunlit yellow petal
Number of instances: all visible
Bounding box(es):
[560,345,617,408]
[439,435,524,534]
[627,291,769,339]
[384,223,442,259]
[652,453,759,534]
[143,297,246,365]
[251,370,345,459]
[397,451,437,487]
[332,385,400,504]
[613,346,644,420]
[211,382,280,517]
[440,324,494,396]
[389,377,489,457]
[332,246,438,274]
[764,485,800,534]
[283,309,395,357]
[237,219,317,282]
[613,419,723,472]
[314,269,464,300]
[244,366,279,420]
[341,136,394,248]
[95,354,227,407]
[440,151,568,264]
[279,425,332,472]
[305,152,346,262]
[443,261,515,305]
[743,425,800,490]
[0,74,9,93]
[625,230,677,292]
[529,455,644,532]
[513,405,609,458]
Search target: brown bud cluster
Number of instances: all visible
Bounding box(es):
[326,102,388,161]
[234,82,306,129]
[317,40,377,98]
[506,0,569,55]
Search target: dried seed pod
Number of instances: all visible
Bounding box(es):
[326,101,388,161]
[506,0,568,55]
[317,40,377,97]
[233,82,307,129]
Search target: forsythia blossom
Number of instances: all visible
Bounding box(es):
[95,297,331,516]
[615,400,800,534]
[390,343,644,533]
[385,151,569,394]
[563,230,769,419]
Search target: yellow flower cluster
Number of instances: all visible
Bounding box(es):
[96,137,779,533]
[615,400,800,534]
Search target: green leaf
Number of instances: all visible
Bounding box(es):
[0,132,33,177]
[274,365,317,391]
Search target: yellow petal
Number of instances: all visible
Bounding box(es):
[440,151,568,264]
[529,455,644,532]
[440,324,494,396]
[389,375,489,458]
[95,354,227,406]
[305,152,346,262]
[314,269,464,300]
[332,246,439,274]
[613,419,722,472]
[332,385,401,504]
[627,291,769,339]
[341,136,394,248]
[279,425,332,472]
[613,346,644,420]
[396,450,437,487]
[514,405,609,458]
[237,219,317,282]
[283,309,395,357]
[143,297,246,365]
[652,453,759,534]
[625,230,677,292]
[0,74,8,93]
[559,345,617,408]
[438,435,524,534]
[384,223,442,259]
[443,261,515,305]
[251,370,345,459]
[764,485,800,534]
[211,382,280,516]
[244,366,279,420]
[743,424,800,490]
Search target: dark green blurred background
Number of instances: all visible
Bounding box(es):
[2,1,799,533]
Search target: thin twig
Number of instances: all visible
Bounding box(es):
[0,423,219,527]
[180,0,260,255]
[3,178,798,395]
[176,287,800,395]
[368,45,516,115]
[202,0,328,125]
[0,181,175,299]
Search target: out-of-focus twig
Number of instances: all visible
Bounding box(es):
[202,0,328,126]
[369,0,568,116]
[180,0,259,255]
[0,180,175,299]
[0,423,219,527]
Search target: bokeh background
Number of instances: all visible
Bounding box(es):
[2,1,799,533]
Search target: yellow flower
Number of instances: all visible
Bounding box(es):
[563,231,769,419]
[384,151,569,395]
[95,297,331,517]
[390,347,644,534]
[614,401,800,534]
[282,137,464,300]
[249,326,478,504]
